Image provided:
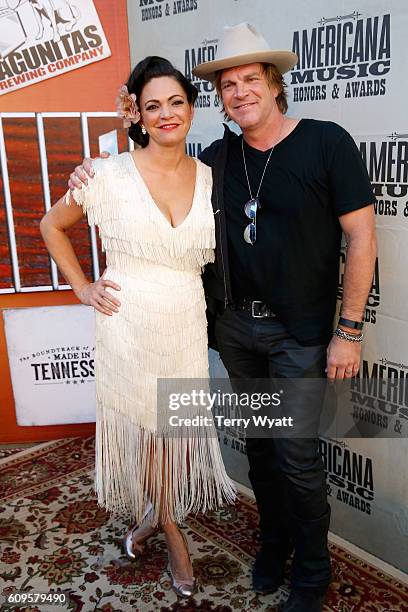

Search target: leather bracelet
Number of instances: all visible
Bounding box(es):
[334,328,364,343]
[338,316,364,330]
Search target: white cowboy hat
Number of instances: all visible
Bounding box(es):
[192,22,298,82]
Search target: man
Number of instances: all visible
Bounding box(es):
[68,23,376,611]
[193,23,376,612]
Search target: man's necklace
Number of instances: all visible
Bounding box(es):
[241,118,285,204]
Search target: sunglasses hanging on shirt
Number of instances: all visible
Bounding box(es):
[242,137,275,245]
[243,197,259,245]
[242,118,285,245]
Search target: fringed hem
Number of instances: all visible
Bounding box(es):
[94,404,237,526]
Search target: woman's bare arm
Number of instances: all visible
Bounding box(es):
[40,193,121,315]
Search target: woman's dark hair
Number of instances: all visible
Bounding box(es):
[126,56,198,147]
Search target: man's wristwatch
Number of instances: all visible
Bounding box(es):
[338,316,364,331]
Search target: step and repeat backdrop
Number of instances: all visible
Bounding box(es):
[126,0,408,571]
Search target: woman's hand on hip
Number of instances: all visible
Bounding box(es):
[76,278,121,316]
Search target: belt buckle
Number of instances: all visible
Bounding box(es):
[251,300,268,318]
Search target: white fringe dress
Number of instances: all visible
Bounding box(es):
[68,152,236,525]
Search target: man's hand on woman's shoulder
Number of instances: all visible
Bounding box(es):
[68,151,111,191]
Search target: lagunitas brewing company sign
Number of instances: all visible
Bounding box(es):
[320,437,374,516]
[357,134,408,219]
[338,255,380,325]
[0,0,111,95]
[290,11,391,103]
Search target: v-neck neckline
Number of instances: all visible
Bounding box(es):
[127,152,199,230]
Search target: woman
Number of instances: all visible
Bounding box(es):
[40,56,236,597]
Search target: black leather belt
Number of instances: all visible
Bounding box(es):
[231,298,277,319]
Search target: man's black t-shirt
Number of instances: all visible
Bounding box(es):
[223,119,376,345]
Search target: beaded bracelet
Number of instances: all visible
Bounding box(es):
[334,328,364,343]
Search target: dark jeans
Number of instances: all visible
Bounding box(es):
[215,307,331,589]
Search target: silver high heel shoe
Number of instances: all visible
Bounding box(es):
[167,530,197,598]
[122,502,158,561]
[123,522,158,561]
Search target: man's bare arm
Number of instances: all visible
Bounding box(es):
[338,204,377,323]
[326,205,377,380]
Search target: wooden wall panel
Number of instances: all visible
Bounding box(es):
[3,118,51,288]
[0,153,12,289]
[0,117,129,290]
[44,117,94,285]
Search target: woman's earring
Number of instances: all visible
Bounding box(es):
[141,124,147,135]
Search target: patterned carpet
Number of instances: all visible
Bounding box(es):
[0,437,407,611]
[0,448,31,460]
